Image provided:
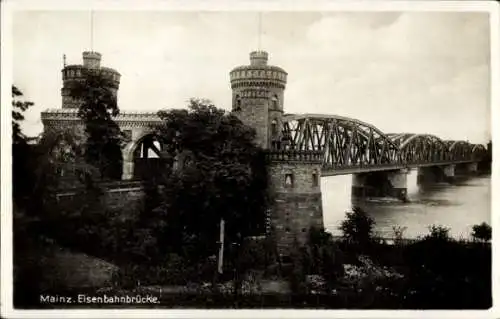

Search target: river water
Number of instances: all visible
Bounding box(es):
[321,170,491,240]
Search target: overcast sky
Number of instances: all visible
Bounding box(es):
[13,10,491,144]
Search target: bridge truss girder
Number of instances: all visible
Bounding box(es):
[282,114,400,170]
[388,133,451,164]
[282,114,486,171]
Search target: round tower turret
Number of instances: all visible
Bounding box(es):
[229,51,288,149]
[61,51,121,109]
[249,50,269,66]
[82,51,102,69]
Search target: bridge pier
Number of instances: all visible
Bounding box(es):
[351,174,367,198]
[442,164,455,183]
[417,165,455,185]
[388,169,408,201]
[351,169,408,201]
[453,162,478,179]
[467,162,478,175]
[417,167,437,184]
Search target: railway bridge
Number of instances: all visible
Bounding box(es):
[278,113,485,201]
[282,114,485,175]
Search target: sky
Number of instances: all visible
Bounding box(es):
[12,10,492,144]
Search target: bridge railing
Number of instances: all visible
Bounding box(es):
[403,159,474,166]
[321,158,477,172]
[322,163,408,173]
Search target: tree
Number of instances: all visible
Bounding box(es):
[41,127,102,193]
[69,69,125,180]
[471,222,491,243]
[339,206,375,247]
[425,225,451,242]
[26,129,78,214]
[12,85,34,145]
[152,98,269,263]
[391,226,407,245]
[12,86,38,209]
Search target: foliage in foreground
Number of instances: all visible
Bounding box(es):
[15,198,492,309]
[12,85,34,145]
[12,86,36,210]
[332,208,491,309]
[146,98,269,264]
[339,206,375,247]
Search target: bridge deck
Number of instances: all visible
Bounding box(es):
[321,160,477,176]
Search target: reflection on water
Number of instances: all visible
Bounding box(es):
[322,169,491,239]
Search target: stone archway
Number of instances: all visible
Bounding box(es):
[122,132,165,180]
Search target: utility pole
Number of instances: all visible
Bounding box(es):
[217,219,225,274]
[211,218,225,294]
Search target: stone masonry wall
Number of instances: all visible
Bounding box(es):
[104,187,145,211]
[236,99,269,149]
[268,161,324,254]
[56,183,145,214]
[271,192,323,252]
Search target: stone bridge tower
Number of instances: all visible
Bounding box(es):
[61,51,121,110]
[230,51,324,254]
[42,51,162,184]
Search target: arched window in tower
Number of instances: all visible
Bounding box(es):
[312,169,319,187]
[284,171,294,188]
[271,94,279,109]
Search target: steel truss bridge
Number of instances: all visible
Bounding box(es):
[282,114,487,176]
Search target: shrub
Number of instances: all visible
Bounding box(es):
[339,207,375,247]
[288,238,308,295]
[471,222,491,243]
[391,226,407,245]
[425,225,451,242]
[304,227,345,293]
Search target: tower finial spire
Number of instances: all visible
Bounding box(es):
[63,54,66,67]
[258,12,262,50]
[90,10,94,51]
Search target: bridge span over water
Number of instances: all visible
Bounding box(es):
[279,113,486,176]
